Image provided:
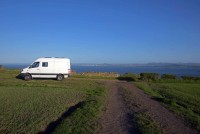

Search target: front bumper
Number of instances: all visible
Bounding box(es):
[16,73,25,79]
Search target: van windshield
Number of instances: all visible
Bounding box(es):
[31,62,40,68]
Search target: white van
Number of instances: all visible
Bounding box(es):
[20,57,71,81]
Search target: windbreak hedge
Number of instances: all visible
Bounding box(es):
[119,72,200,82]
[140,73,159,81]
[181,76,200,81]
[161,74,176,79]
[117,73,138,81]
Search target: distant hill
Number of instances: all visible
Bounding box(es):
[72,63,200,68]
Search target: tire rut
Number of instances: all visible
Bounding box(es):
[97,81,139,134]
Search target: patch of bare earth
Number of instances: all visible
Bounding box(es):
[97,81,139,134]
[97,80,198,134]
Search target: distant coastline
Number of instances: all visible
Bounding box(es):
[2,63,200,69]
[2,63,200,77]
[72,63,200,68]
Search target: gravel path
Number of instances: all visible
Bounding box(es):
[97,80,198,134]
[123,82,199,134]
[97,81,139,134]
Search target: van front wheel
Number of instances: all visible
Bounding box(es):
[24,74,31,81]
[57,74,64,81]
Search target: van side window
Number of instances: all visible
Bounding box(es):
[42,62,48,67]
[31,62,40,68]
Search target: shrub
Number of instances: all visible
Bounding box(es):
[181,76,200,81]
[161,74,176,79]
[140,73,159,81]
[117,73,138,81]
[0,65,4,71]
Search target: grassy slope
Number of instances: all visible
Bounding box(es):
[135,81,200,131]
[0,69,107,134]
[53,85,106,134]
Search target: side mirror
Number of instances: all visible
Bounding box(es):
[29,66,32,69]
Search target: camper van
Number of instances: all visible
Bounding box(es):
[20,57,71,81]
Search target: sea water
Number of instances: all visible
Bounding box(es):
[2,64,200,77]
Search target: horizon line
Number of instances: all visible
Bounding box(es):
[1,62,200,65]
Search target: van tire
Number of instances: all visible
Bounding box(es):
[24,74,31,81]
[57,74,64,81]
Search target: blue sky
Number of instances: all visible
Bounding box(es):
[0,0,200,64]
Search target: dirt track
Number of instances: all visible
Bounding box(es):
[97,81,139,134]
[97,80,198,134]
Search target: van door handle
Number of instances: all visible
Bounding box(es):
[37,69,40,70]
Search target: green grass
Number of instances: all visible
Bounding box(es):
[53,86,106,134]
[0,69,107,134]
[134,82,160,97]
[135,113,161,134]
[135,81,200,131]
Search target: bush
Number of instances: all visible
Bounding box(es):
[161,74,176,79]
[117,73,138,81]
[140,73,159,81]
[181,76,200,81]
[0,65,4,71]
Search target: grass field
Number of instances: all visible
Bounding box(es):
[1,69,200,133]
[0,69,107,134]
[135,81,200,131]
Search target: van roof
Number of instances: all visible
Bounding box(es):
[44,57,66,58]
[36,57,70,61]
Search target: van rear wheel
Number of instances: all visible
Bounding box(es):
[57,74,64,81]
